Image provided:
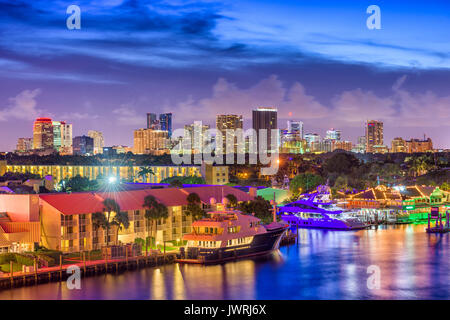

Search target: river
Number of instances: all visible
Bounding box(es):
[0,224,449,300]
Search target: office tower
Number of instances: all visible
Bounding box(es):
[184,122,210,154]
[16,138,32,153]
[52,121,63,151]
[133,128,169,155]
[147,113,158,129]
[33,118,54,150]
[365,120,383,153]
[88,130,105,154]
[159,113,173,137]
[304,133,321,152]
[326,128,341,141]
[280,129,306,154]
[216,114,243,153]
[332,140,353,152]
[72,135,94,155]
[252,107,278,152]
[287,120,304,139]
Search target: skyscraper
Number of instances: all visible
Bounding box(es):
[252,107,278,152]
[287,120,304,139]
[184,122,210,154]
[33,118,54,150]
[88,130,105,154]
[159,113,172,137]
[72,135,94,155]
[16,138,32,153]
[326,128,341,141]
[365,120,383,153]
[147,113,158,129]
[133,128,169,155]
[216,114,243,153]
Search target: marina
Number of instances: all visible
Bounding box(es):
[0,223,448,300]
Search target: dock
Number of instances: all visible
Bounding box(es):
[0,252,176,290]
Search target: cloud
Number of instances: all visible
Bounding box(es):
[112,105,145,126]
[0,89,42,121]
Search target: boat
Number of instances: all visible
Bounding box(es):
[176,210,288,264]
[279,186,369,230]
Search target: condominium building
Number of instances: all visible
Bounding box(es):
[133,128,169,155]
[406,137,433,153]
[0,186,253,253]
[216,114,243,154]
[16,138,32,153]
[252,108,278,152]
[88,130,105,155]
[33,118,54,150]
[365,120,383,153]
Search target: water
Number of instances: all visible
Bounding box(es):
[1,224,449,300]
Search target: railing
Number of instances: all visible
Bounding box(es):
[79,231,90,238]
[134,226,145,233]
[79,219,89,226]
[61,220,77,227]
[61,233,77,240]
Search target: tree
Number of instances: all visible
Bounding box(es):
[289,173,323,194]
[143,195,169,248]
[323,153,360,175]
[238,196,273,222]
[185,193,205,221]
[334,176,348,191]
[92,198,127,246]
[225,194,238,208]
[169,179,183,188]
[137,166,155,182]
[441,182,450,191]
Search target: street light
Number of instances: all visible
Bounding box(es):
[108,176,117,184]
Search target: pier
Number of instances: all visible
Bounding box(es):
[0,252,176,290]
[426,207,449,234]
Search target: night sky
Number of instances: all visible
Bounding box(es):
[0,0,449,151]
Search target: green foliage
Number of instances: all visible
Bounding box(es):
[161,175,206,185]
[61,175,103,192]
[14,254,34,266]
[185,192,205,221]
[323,153,360,175]
[225,194,238,208]
[0,253,16,264]
[290,173,324,194]
[441,182,450,191]
[238,196,273,222]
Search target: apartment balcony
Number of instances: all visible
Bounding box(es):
[79,231,91,238]
[79,219,90,226]
[182,221,191,227]
[61,233,77,240]
[61,220,77,227]
[62,247,78,253]
[156,224,167,231]
[134,226,145,234]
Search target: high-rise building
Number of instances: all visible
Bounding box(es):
[332,140,353,152]
[16,138,32,153]
[147,113,158,129]
[52,121,63,151]
[88,130,105,155]
[60,122,73,154]
[287,120,304,139]
[216,114,243,153]
[304,133,321,152]
[326,128,341,141]
[159,113,172,137]
[133,128,169,155]
[252,107,278,152]
[72,135,94,155]
[184,122,211,154]
[33,118,54,150]
[365,120,383,153]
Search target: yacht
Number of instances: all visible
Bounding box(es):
[279,186,369,230]
[176,210,288,264]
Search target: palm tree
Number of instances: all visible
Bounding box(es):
[138,166,155,183]
[185,193,205,221]
[92,198,127,246]
[143,195,169,249]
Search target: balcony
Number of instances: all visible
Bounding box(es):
[79,219,90,226]
[61,220,77,227]
[79,231,90,238]
[61,233,77,240]
[134,226,145,234]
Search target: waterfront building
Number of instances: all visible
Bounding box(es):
[73,135,94,156]
[252,107,278,152]
[365,120,383,153]
[33,118,54,150]
[16,138,32,153]
[88,130,105,155]
[216,114,243,154]
[391,137,407,153]
[159,113,173,137]
[1,161,202,184]
[0,186,252,253]
[133,128,169,155]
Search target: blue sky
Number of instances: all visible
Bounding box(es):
[0,0,449,150]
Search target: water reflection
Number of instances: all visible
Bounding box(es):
[0,224,448,300]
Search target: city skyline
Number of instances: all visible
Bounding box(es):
[0,1,449,150]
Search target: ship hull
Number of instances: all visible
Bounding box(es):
[176,226,287,264]
[281,216,368,230]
